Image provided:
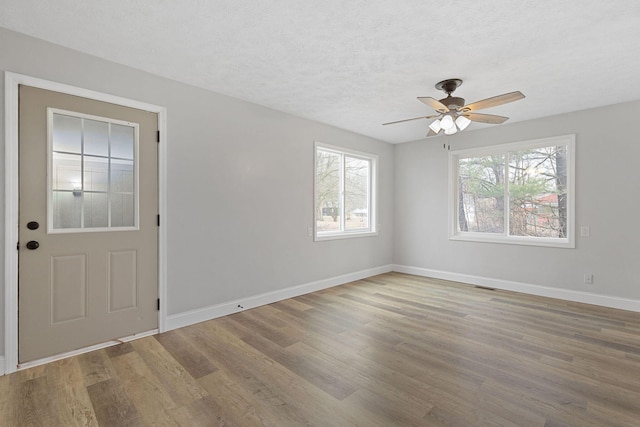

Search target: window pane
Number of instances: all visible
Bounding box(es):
[52,152,82,191]
[52,114,81,153]
[111,160,134,193]
[458,155,505,233]
[84,156,108,192]
[111,194,135,227]
[84,192,108,228]
[345,156,369,230]
[52,191,82,229]
[508,146,568,237]
[316,150,341,232]
[84,119,109,157]
[111,124,134,159]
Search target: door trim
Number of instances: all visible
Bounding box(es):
[4,72,168,374]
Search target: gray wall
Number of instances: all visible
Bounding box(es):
[394,100,640,301]
[0,28,395,355]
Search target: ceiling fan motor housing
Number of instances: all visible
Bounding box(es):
[440,96,465,110]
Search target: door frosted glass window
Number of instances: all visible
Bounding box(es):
[49,109,138,232]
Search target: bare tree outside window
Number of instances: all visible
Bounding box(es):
[315,149,341,231]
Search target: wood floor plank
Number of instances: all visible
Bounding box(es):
[2,272,639,426]
[240,326,358,401]
[190,319,367,426]
[198,368,309,427]
[154,329,219,379]
[104,341,136,358]
[77,349,117,387]
[166,395,230,427]
[280,314,443,413]
[228,310,299,347]
[130,337,209,405]
[274,299,358,334]
[13,376,63,426]
[262,304,371,352]
[108,350,187,426]
[540,352,640,393]
[86,378,143,427]
[45,358,98,426]
[194,322,350,425]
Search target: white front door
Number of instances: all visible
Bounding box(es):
[18,85,159,363]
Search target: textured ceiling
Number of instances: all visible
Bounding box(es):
[2,1,640,143]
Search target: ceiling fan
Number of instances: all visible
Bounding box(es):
[383,78,525,136]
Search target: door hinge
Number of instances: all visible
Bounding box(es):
[157,298,160,311]
[157,214,160,227]
[17,242,20,250]
[157,130,160,143]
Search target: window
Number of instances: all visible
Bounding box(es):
[314,143,377,240]
[48,108,139,233]
[449,135,575,248]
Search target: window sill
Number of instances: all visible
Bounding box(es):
[315,230,378,242]
[449,233,574,249]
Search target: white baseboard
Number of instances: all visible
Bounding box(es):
[392,264,640,312]
[166,264,394,331]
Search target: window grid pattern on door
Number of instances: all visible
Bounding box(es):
[48,108,139,232]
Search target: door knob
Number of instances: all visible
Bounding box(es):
[26,241,39,250]
[27,221,39,230]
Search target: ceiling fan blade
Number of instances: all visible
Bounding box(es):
[382,114,438,126]
[418,97,449,112]
[426,129,440,137]
[464,113,509,124]
[462,91,525,112]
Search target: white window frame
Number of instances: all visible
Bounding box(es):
[314,142,378,241]
[448,134,575,248]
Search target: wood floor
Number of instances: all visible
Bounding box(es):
[1,273,639,426]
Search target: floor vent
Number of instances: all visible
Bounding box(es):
[474,285,496,291]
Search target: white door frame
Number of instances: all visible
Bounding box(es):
[4,72,168,374]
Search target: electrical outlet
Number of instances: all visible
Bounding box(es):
[583,273,593,284]
[580,226,590,237]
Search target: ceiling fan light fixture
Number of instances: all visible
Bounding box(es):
[429,119,442,133]
[455,115,471,131]
[440,114,454,130]
[444,125,457,135]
